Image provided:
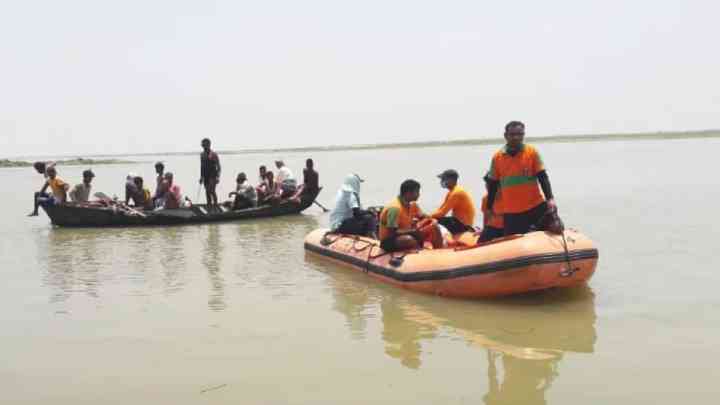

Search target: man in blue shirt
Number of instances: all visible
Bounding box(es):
[329,174,378,238]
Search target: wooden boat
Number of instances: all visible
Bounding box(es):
[41,188,321,227]
[304,227,599,298]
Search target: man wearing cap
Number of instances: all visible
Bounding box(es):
[329,174,377,238]
[69,169,95,203]
[486,121,557,235]
[431,169,477,235]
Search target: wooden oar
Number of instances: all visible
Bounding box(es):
[314,200,330,212]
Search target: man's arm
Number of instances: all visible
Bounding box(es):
[537,170,556,211]
[69,185,79,202]
[486,180,499,211]
[385,207,415,236]
[215,153,221,178]
[537,170,553,200]
[199,155,204,184]
[431,193,455,219]
[39,181,49,194]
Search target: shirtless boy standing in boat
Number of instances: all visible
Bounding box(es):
[199,138,221,208]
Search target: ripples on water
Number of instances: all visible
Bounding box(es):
[4,140,720,403]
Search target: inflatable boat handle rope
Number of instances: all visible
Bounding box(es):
[321,232,412,270]
[558,232,577,277]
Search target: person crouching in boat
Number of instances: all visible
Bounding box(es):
[479,174,504,242]
[379,179,444,252]
[228,172,258,210]
[29,165,69,215]
[430,169,476,235]
[130,176,153,209]
[329,174,378,239]
[28,161,56,216]
[160,172,183,209]
[485,121,557,235]
[69,169,95,203]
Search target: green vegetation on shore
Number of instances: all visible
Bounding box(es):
[220,129,720,155]
[0,158,136,169]
[124,128,720,157]
[4,129,719,163]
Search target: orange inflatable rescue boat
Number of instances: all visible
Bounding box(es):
[304,229,599,298]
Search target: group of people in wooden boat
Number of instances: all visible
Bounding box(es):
[328,121,565,252]
[27,137,320,217]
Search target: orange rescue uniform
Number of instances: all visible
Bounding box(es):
[379,197,439,247]
[481,195,504,229]
[488,144,546,214]
[431,184,476,227]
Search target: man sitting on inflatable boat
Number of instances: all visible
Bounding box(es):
[430,169,476,235]
[379,179,444,252]
[329,174,378,239]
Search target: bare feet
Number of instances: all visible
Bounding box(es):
[27,212,38,217]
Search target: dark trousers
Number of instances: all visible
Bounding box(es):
[437,216,473,235]
[479,226,504,242]
[503,202,548,236]
[336,214,378,237]
[233,195,256,210]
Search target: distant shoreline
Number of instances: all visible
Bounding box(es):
[0,158,137,169]
[5,129,719,161]
[213,129,720,156]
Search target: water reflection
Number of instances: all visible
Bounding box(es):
[203,224,226,311]
[314,258,597,403]
[41,228,105,303]
[158,227,188,295]
[37,214,322,308]
[228,214,320,296]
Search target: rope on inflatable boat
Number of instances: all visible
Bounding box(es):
[323,232,412,270]
[559,231,578,277]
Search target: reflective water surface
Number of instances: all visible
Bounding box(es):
[1,139,719,403]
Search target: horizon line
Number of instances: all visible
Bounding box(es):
[5,129,720,161]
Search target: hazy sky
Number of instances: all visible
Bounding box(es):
[1,0,718,157]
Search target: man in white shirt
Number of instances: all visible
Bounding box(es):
[228,172,258,209]
[70,170,95,203]
[274,160,297,197]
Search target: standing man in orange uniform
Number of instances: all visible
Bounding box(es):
[486,121,557,235]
